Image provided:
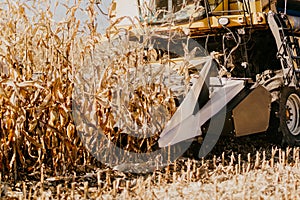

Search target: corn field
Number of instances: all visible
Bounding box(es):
[0,0,300,199]
[2,143,300,199]
[0,0,97,181]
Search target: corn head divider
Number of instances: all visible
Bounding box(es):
[158,57,246,147]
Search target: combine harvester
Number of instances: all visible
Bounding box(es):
[108,0,300,150]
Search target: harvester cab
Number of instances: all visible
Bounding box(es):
[139,0,267,30]
[107,0,300,149]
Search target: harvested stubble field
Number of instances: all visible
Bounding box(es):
[2,135,300,199]
[0,0,299,199]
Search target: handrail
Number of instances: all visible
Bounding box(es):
[204,0,212,30]
[210,9,246,14]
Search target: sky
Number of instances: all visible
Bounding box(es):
[44,0,140,33]
[114,0,139,25]
[3,0,140,33]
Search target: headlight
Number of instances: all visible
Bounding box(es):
[218,17,230,26]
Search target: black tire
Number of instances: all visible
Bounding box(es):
[267,101,283,144]
[279,87,300,145]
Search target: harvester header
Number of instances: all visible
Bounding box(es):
[103,0,300,150]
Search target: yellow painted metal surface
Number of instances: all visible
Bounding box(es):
[150,0,268,36]
[110,0,270,38]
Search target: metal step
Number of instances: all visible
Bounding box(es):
[279,27,291,31]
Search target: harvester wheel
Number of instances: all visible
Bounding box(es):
[267,101,282,144]
[279,87,300,145]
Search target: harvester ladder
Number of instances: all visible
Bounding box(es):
[268,12,300,86]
